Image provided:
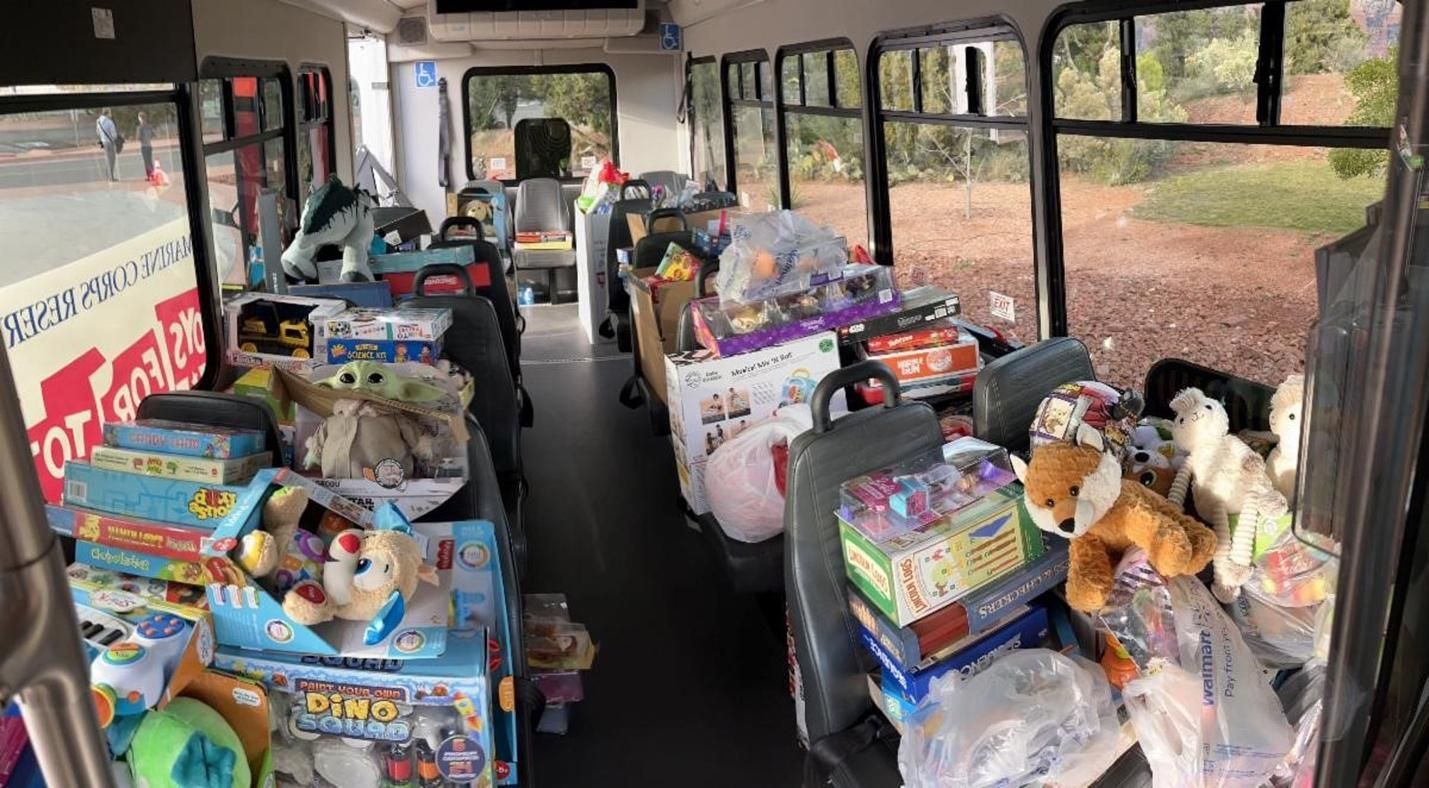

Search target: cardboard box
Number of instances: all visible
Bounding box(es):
[664,332,846,515]
[215,632,495,788]
[224,292,345,372]
[839,483,1042,626]
[325,337,443,365]
[628,207,739,245]
[320,307,453,342]
[89,445,270,485]
[289,281,394,309]
[864,329,980,388]
[233,367,294,422]
[103,419,267,459]
[837,286,963,345]
[49,504,245,585]
[629,270,699,407]
[63,461,250,530]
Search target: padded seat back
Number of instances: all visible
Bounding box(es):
[431,220,520,376]
[605,180,653,312]
[1144,358,1276,432]
[406,267,521,482]
[514,177,571,234]
[973,337,1095,452]
[786,362,943,743]
[639,169,689,198]
[137,391,284,469]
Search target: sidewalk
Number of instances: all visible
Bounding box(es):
[0,137,181,163]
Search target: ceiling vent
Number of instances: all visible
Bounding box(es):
[427,0,646,41]
[396,15,429,45]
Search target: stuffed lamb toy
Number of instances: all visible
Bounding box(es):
[281,175,376,283]
[1170,387,1288,601]
[1267,374,1304,505]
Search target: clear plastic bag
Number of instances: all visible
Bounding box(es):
[897,649,1120,788]
[1272,664,1326,788]
[1226,581,1319,669]
[1124,576,1294,788]
[715,211,848,304]
[706,405,813,543]
[1097,550,1181,672]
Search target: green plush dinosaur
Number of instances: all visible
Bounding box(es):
[315,361,446,403]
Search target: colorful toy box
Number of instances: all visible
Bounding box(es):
[839,480,1043,627]
[215,634,496,788]
[664,331,846,515]
[224,292,346,371]
[837,286,963,345]
[103,419,267,460]
[48,504,243,586]
[321,307,452,365]
[325,337,444,365]
[63,461,250,530]
[89,445,270,485]
[67,563,210,611]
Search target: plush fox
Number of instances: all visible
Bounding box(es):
[1011,424,1217,611]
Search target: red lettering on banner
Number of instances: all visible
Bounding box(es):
[103,329,168,424]
[154,289,205,389]
[26,348,106,502]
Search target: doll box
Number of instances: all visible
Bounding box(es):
[224,292,345,372]
[320,307,453,342]
[838,483,1043,627]
[214,633,496,788]
[201,469,453,659]
[663,332,846,515]
[63,461,250,530]
[89,445,270,485]
[103,419,267,460]
[324,337,443,365]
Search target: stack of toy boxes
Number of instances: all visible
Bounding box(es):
[856,319,981,402]
[318,307,453,366]
[838,437,1073,726]
[51,450,512,785]
[524,594,596,735]
[80,418,271,492]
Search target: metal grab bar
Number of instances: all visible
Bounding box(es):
[0,337,114,786]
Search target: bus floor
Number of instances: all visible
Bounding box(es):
[518,304,806,786]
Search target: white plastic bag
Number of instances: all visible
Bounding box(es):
[715,211,848,304]
[706,405,813,543]
[1226,581,1319,669]
[1124,576,1294,787]
[897,649,1120,788]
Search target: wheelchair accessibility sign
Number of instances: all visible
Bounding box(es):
[659,23,682,51]
[415,61,438,88]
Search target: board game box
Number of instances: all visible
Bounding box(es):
[102,419,267,459]
[89,445,269,485]
[62,461,250,530]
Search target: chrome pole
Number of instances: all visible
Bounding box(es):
[0,337,114,786]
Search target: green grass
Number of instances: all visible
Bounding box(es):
[1134,159,1383,235]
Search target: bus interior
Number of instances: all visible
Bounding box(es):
[1,0,1427,786]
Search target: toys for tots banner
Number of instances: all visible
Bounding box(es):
[0,218,207,501]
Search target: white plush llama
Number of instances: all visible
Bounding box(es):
[1266,374,1304,506]
[1169,387,1287,601]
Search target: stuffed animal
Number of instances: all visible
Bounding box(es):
[1124,419,1186,497]
[235,486,308,578]
[305,400,435,483]
[1029,381,1143,461]
[1169,387,1289,601]
[1267,374,1304,505]
[128,697,250,788]
[316,360,448,403]
[281,175,377,283]
[1010,424,1216,612]
[282,504,439,645]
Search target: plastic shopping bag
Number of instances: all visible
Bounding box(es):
[1124,576,1294,788]
[898,649,1120,788]
[715,211,848,304]
[1272,664,1326,788]
[706,405,814,543]
[1226,581,1319,669]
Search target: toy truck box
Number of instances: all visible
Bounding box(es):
[103,419,267,460]
[63,461,250,530]
[48,504,246,586]
[89,445,270,485]
[201,469,452,659]
[839,482,1043,627]
[664,331,846,515]
[224,292,345,372]
[215,633,496,788]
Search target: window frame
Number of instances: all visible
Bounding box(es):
[0,85,223,390]
[1037,0,1395,337]
[867,18,1039,337]
[721,49,774,202]
[685,54,726,190]
[459,62,619,185]
[773,38,865,220]
[298,64,337,195]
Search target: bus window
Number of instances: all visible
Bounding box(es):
[298,67,335,196]
[688,57,728,190]
[201,64,296,290]
[872,26,1037,343]
[0,95,208,502]
[776,41,867,250]
[1047,2,1397,387]
[724,51,778,211]
[462,65,615,182]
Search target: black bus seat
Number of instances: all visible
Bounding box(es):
[972,337,1096,453]
[605,180,653,348]
[1143,357,1276,433]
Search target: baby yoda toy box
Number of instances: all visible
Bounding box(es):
[215,632,496,788]
[224,292,346,372]
[838,444,1043,627]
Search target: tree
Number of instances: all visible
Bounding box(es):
[466,75,524,130]
[1188,29,1259,92]
[1284,0,1367,74]
[1330,48,1398,178]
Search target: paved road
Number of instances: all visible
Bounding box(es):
[0,146,184,190]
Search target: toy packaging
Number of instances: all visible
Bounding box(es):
[371,246,493,298]
[320,307,453,365]
[48,504,245,586]
[664,331,846,515]
[861,323,981,394]
[233,366,295,422]
[290,280,395,309]
[63,461,250,530]
[224,292,346,371]
[215,633,497,788]
[691,264,901,357]
[838,286,963,345]
[713,210,848,304]
[89,445,270,485]
[103,419,267,460]
[840,438,1019,542]
[67,563,210,612]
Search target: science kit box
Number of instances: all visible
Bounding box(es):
[214,633,495,788]
[839,482,1042,627]
[63,461,250,530]
[103,419,267,460]
[321,307,452,365]
[89,445,270,485]
[664,331,846,515]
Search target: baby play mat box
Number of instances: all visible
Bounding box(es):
[224,292,345,371]
[214,632,496,788]
[664,331,846,515]
[319,307,452,365]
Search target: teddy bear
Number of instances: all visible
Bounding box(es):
[1266,374,1304,505]
[1011,423,1217,612]
[281,503,439,646]
[1169,387,1289,602]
